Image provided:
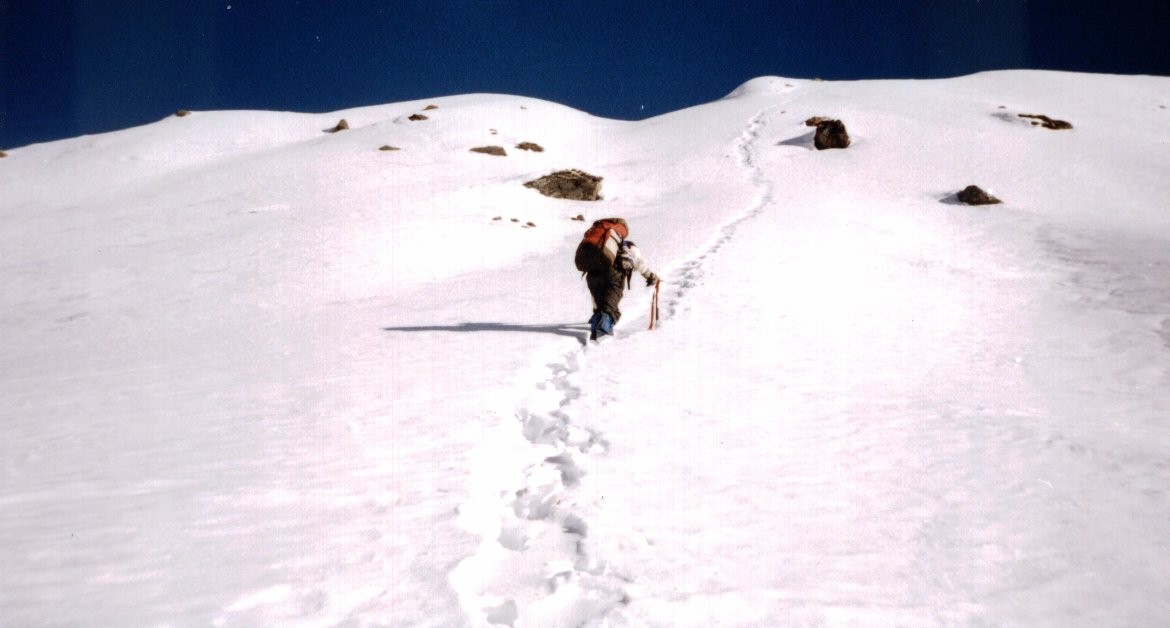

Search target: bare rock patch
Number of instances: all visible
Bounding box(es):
[957,185,1002,205]
[813,119,851,150]
[470,145,507,156]
[1019,113,1073,130]
[523,169,603,201]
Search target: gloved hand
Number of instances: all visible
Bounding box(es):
[645,272,659,287]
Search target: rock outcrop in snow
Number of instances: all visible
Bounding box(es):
[523,169,603,201]
[470,145,507,156]
[1019,113,1073,129]
[815,118,851,149]
[957,184,1002,205]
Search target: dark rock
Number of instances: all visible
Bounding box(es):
[516,142,544,152]
[804,116,831,127]
[957,185,1001,205]
[470,145,507,156]
[175,109,190,117]
[571,214,585,221]
[0,150,7,158]
[326,119,349,133]
[423,104,439,110]
[408,113,429,121]
[1018,114,1073,130]
[523,169,603,201]
[378,145,400,151]
[813,119,851,150]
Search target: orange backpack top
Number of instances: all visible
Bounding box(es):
[574,218,629,272]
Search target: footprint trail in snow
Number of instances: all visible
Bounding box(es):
[449,350,628,626]
[449,105,779,626]
[660,107,779,322]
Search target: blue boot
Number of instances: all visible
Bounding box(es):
[589,312,614,341]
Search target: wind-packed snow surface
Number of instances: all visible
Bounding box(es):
[2,71,1169,626]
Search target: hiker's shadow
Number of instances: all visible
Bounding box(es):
[384,322,590,344]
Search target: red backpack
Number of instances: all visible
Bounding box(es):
[574,218,629,272]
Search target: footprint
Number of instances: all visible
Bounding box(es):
[566,425,608,454]
[512,486,559,521]
[485,599,518,626]
[519,411,564,445]
[497,525,528,551]
[545,452,584,487]
[563,513,588,537]
[547,570,574,593]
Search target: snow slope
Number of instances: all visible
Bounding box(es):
[2,71,1169,626]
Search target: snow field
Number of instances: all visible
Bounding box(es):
[1,71,1169,626]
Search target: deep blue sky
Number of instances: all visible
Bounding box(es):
[3,1,1169,149]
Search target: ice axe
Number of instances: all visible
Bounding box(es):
[649,279,660,330]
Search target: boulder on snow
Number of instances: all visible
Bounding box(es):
[1018,113,1073,130]
[326,119,349,133]
[408,113,429,122]
[516,141,544,152]
[378,145,400,151]
[813,118,851,150]
[423,104,439,111]
[174,109,190,117]
[470,145,507,156]
[0,150,7,158]
[804,116,831,127]
[957,185,1002,205]
[523,169,603,201]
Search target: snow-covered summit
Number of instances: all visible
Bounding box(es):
[2,71,1169,626]
[723,75,806,98]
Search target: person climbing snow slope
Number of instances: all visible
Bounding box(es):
[574,217,659,340]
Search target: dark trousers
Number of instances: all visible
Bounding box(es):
[586,267,626,322]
